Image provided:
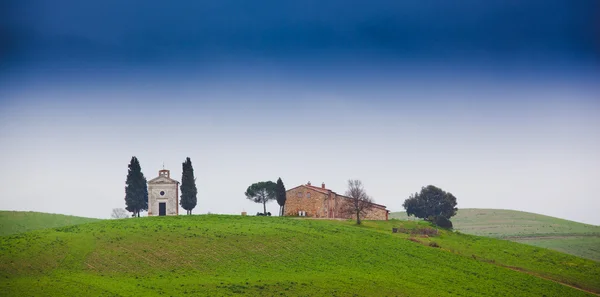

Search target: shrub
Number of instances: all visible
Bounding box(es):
[411,227,438,237]
[434,216,453,229]
[429,241,440,248]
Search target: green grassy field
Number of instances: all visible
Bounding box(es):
[0,211,101,236]
[1,215,599,296]
[390,209,600,262]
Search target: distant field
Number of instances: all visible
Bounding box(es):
[0,211,101,236]
[390,209,600,261]
[1,215,599,296]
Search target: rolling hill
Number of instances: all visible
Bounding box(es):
[1,215,599,296]
[389,209,600,261]
[0,211,101,236]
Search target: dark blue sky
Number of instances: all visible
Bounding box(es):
[3,0,599,69]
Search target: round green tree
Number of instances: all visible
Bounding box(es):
[245,181,276,215]
[402,185,458,226]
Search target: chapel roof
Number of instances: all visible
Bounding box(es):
[147,169,179,184]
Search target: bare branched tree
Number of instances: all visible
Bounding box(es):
[111,208,129,219]
[342,179,373,225]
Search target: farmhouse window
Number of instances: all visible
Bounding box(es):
[306,193,311,198]
[297,192,302,198]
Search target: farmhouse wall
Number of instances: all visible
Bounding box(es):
[284,186,329,218]
[358,205,388,220]
[284,184,388,220]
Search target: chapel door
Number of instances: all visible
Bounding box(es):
[159,202,166,216]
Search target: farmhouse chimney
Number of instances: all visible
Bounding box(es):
[307,181,311,186]
[322,182,325,189]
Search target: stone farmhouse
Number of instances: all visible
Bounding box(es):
[284,182,389,220]
[147,169,179,216]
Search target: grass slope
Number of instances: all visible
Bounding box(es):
[390,209,600,261]
[0,211,101,236]
[1,215,599,296]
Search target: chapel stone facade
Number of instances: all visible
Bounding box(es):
[147,169,179,216]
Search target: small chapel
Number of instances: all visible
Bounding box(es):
[147,169,179,216]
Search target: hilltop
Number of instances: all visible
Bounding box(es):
[390,209,600,261]
[1,215,599,296]
[0,211,101,236]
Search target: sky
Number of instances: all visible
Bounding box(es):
[1,0,599,224]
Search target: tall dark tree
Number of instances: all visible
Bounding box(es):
[180,157,198,215]
[341,179,374,225]
[124,156,148,217]
[245,181,276,215]
[402,185,458,226]
[275,178,287,216]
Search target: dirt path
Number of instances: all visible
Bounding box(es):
[503,235,600,241]
[500,265,600,296]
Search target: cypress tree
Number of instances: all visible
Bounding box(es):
[180,157,198,215]
[275,178,287,216]
[124,156,148,217]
